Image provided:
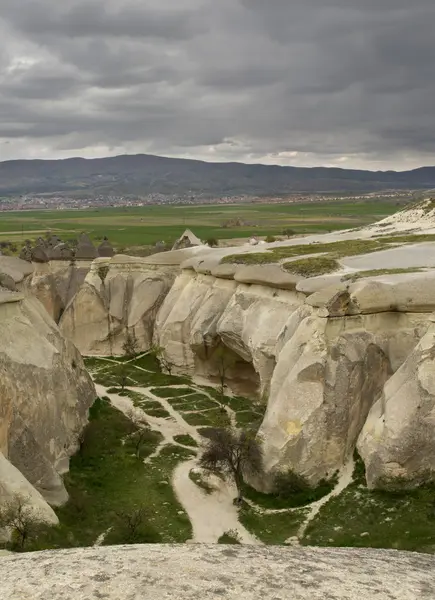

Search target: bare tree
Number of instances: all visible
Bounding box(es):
[200,427,263,504]
[0,494,42,551]
[115,507,147,542]
[118,364,128,391]
[122,330,139,357]
[214,346,236,403]
[151,344,173,375]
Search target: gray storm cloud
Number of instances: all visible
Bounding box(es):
[0,0,434,169]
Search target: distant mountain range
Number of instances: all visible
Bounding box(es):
[1,153,435,197]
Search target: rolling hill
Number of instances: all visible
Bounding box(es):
[1,153,435,197]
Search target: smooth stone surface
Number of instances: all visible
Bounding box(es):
[234,265,302,290]
[1,545,434,599]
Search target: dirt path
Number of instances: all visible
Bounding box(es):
[173,459,259,544]
[94,379,259,544]
[94,360,354,546]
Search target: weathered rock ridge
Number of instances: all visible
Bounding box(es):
[1,544,434,599]
[56,214,435,490]
[0,288,96,519]
[59,249,206,356]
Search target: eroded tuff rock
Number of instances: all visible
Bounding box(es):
[0,291,95,509]
[24,260,91,322]
[259,311,427,485]
[358,318,435,489]
[60,254,180,355]
[155,269,303,396]
[155,260,435,487]
[56,218,435,489]
[1,544,435,600]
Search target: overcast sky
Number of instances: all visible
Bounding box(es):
[0,0,434,170]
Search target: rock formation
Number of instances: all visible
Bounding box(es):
[59,252,196,355]
[0,285,95,517]
[17,234,116,322]
[75,233,98,260]
[1,545,435,599]
[55,201,435,490]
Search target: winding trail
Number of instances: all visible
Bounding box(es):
[93,358,354,545]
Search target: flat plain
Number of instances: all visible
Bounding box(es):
[0,199,404,251]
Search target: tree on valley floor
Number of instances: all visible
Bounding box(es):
[118,363,129,391]
[0,494,43,551]
[200,427,263,504]
[151,344,173,375]
[282,228,295,238]
[122,330,139,357]
[214,346,236,405]
[113,506,161,543]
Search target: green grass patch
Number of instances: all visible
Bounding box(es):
[239,505,307,544]
[302,456,435,553]
[242,477,335,510]
[221,238,396,265]
[168,397,218,412]
[225,396,255,412]
[149,386,196,398]
[173,434,198,448]
[181,408,231,428]
[234,411,265,429]
[20,397,196,550]
[283,256,340,277]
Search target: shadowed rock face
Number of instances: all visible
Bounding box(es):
[60,255,178,355]
[0,291,96,510]
[1,545,435,599]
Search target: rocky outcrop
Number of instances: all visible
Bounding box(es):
[154,254,435,487]
[1,545,435,599]
[0,290,95,512]
[24,260,91,322]
[56,218,435,490]
[59,254,183,355]
[358,316,435,489]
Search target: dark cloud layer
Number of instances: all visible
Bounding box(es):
[0,0,434,169]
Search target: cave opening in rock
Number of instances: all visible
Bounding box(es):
[206,343,261,399]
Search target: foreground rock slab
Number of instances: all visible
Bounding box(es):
[1,545,434,600]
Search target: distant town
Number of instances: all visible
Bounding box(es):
[0,190,415,212]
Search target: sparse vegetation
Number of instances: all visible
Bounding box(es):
[218,530,241,544]
[97,265,110,282]
[122,330,139,357]
[221,238,395,265]
[0,494,44,551]
[265,235,276,243]
[342,267,425,282]
[283,256,340,277]
[200,427,263,504]
[173,434,198,448]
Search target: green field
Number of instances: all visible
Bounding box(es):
[0,199,405,251]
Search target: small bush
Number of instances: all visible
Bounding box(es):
[273,470,312,498]
[265,235,276,243]
[97,265,109,282]
[218,529,241,544]
[206,237,219,247]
